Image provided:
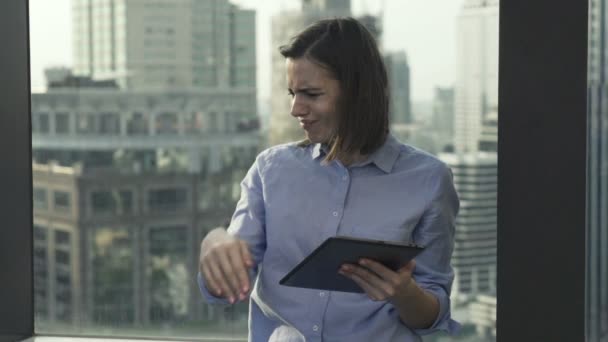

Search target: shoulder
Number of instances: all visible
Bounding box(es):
[254,141,313,173]
[390,141,456,204]
[393,141,451,177]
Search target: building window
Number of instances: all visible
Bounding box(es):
[91,189,133,215]
[38,113,50,134]
[53,191,71,212]
[55,250,70,265]
[148,225,188,323]
[147,187,188,212]
[91,226,135,325]
[55,230,71,247]
[126,112,149,135]
[33,187,48,210]
[55,112,70,134]
[155,112,178,134]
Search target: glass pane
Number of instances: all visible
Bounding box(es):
[587,0,608,341]
[30,0,497,340]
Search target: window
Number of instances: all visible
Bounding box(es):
[53,191,71,212]
[33,187,47,210]
[0,0,580,342]
[55,112,70,134]
[91,189,133,215]
[55,230,71,246]
[147,187,188,213]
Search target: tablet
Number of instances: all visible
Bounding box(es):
[279,236,424,293]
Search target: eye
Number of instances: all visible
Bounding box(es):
[306,93,322,98]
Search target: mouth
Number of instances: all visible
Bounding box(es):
[299,120,318,130]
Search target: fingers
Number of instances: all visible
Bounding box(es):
[343,270,386,300]
[216,246,244,303]
[339,258,416,301]
[199,237,253,304]
[359,259,401,283]
[340,263,396,300]
[228,242,251,295]
[203,257,232,301]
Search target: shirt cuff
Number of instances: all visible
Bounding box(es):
[413,285,461,336]
[197,272,231,305]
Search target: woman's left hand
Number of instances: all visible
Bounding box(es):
[338,258,417,303]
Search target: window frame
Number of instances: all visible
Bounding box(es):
[497,0,587,340]
[0,0,589,341]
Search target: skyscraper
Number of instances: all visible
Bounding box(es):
[440,3,499,331]
[432,86,455,152]
[384,51,412,125]
[453,0,498,154]
[439,152,497,306]
[587,0,608,340]
[72,0,256,91]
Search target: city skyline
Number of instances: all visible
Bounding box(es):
[30,0,463,103]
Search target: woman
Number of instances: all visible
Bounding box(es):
[198,17,460,341]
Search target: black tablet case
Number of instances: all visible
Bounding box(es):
[279,236,424,293]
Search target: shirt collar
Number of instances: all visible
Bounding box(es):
[310,134,400,173]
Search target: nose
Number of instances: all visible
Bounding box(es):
[290,95,308,118]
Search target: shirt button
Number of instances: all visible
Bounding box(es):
[332,211,338,217]
[319,292,326,297]
[313,325,319,332]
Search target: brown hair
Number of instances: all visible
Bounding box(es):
[279,17,389,162]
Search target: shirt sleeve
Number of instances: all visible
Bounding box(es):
[410,163,461,336]
[197,152,268,304]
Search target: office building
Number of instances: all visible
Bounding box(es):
[31,73,260,328]
[439,152,497,305]
[432,87,455,153]
[72,0,255,91]
[384,51,412,125]
[454,0,498,154]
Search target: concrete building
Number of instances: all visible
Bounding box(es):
[72,0,255,91]
[384,51,412,125]
[478,109,497,152]
[31,81,260,329]
[439,152,497,305]
[432,87,455,153]
[453,0,498,154]
[468,293,497,338]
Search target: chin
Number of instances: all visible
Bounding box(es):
[305,134,323,144]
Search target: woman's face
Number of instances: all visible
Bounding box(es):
[286,57,341,144]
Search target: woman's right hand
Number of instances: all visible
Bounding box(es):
[199,228,254,304]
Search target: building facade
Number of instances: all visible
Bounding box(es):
[384,51,412,125]
[31,84,260,330]
[439,153,497,306]
[453,0,498,154]
[72,0,255,91]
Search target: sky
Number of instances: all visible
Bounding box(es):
[29,0,463,102]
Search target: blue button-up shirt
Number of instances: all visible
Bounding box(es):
[198,134,461,341]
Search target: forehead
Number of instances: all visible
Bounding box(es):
[286,58,334,88]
